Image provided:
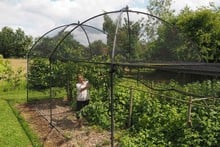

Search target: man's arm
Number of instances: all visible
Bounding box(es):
[80,82,90,92]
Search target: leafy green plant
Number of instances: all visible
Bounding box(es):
[0,57,25,91]
[28,58,50,90]
[81,78,220,146]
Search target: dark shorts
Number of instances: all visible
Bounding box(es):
[76,100,90,111]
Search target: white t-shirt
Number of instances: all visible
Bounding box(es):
[76,81,90,101]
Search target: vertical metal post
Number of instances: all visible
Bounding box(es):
[26,56,29,102]
[126,6,131,60]
[110,7,127,146]
[110,63,115,147]
[49,59,53,125]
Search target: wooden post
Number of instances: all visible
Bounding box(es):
[128,86,133,127]
[187,96,193,127]
[66,78,70,100]
[66,77,72,101]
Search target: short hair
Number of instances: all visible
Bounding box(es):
[77,74,84,80]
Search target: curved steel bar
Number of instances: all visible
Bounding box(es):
[78,23,92,58]
[48,8,174,61]
[109,8,125,147]
[111,7,125,61]
[27,23,107,102]
[28,23,107,59]
[82,24,107,35]
[27,23,75,58]
[126,6,131,60]
[26,24,73,101]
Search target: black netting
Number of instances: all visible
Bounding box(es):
[26,8,220,146]
[28,9,203,64]
[27,7,220,104]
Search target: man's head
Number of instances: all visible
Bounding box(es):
[77,74,84,83]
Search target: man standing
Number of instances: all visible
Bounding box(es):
[76,74,90,120]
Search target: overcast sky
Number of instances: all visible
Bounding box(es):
[0,0,219,37]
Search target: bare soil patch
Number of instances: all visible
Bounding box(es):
[16,99,111,147]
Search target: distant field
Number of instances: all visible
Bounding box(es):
[4,59,27,73]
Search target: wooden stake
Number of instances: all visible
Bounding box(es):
[187,96,193,127]
[128,86,133,127]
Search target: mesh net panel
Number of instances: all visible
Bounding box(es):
[28,10,202,64]
[27,9,218,102]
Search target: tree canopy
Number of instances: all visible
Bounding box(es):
[144,1,220,62]
[0,1,220,63]
[175,8,220,62]
[0,27,33,58]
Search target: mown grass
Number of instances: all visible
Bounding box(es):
[0,78,67,147]
[0,58,43,146]
[0,84,42,147]
[0,99,31,146]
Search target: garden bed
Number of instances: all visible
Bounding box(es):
[17,99,111,147]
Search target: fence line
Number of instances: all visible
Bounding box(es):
[117,83,219,127]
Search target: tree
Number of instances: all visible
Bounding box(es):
[0,27,15,58]
[14,28,33,57]
[0,27,32,58]
[117,20,142,60]
[29,30,86,101]
[145,0,174,41]
[175,8,220,62]
[147,0,174,19]
[103,14,116,53]
[90,40,108,56]
[103,15,142,61]
[144,2,220,62]
[140,0,187,62]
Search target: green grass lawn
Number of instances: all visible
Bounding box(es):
[0,99,31,146]
[0,89,41,147]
